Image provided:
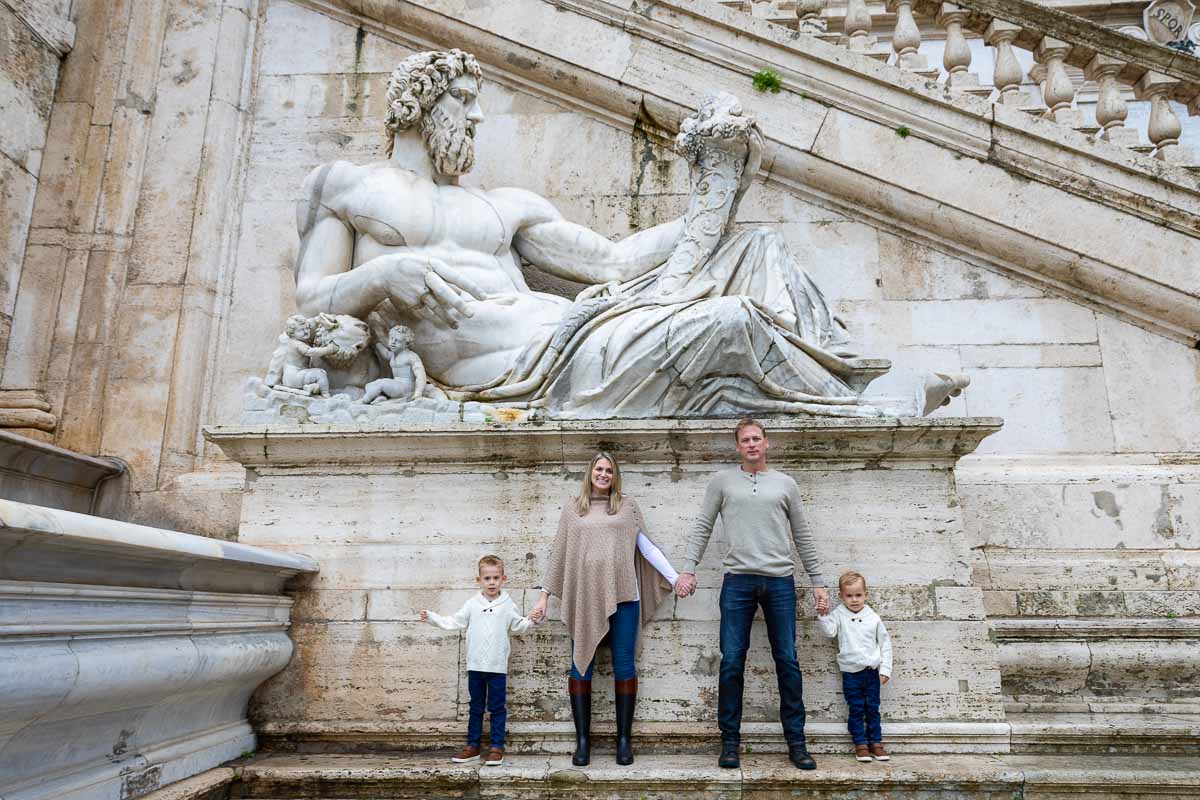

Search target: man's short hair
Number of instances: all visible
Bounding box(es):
[384,49,483,142]
[838,571,867,592]
[734,418,766,441]
[478,554,505,574]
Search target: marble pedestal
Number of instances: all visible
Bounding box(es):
[206,417,1008,754]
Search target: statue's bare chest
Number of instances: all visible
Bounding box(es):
[343,172,511,255]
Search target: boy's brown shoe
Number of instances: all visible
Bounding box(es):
[869,743,890,761]
[854,744,872,762]
[484,747,505,766]
[450,745,480,763]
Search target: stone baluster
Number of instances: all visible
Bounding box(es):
[1135,71,1186,163]
[1026,62,1050,115]
[1034,36,1082,126]
[1084,54,1140,147]
[936,3,986,95]
[984,20,1025,106]
[844,0,886,59]
[886,0,937,76]
[796,0,828,34]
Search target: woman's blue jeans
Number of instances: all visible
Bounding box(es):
[570,600,639,681]
[717,573,807,745]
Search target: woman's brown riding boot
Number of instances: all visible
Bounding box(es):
[569,677,592,766]
[614,677,637,765]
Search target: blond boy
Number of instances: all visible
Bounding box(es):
[421,555,534,766]
[817,571,893,762]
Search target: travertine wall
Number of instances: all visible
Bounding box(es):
[2,0,1198,723]
[0,2,71,379]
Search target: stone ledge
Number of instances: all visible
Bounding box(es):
[255,721,1011,756]
[0,499,318,593]
[993,618,1200,640]
[1009,713,1200,755]
[204,417,1003,468]
[235,752,1200,799]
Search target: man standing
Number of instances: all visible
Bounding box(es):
[675,419,830,770]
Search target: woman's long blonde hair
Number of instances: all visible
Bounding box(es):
[576,451,623,515]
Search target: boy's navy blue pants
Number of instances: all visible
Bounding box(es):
[466,670,507,748]
[841,667,882,745]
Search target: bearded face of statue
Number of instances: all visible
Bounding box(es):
[422,75,484,177]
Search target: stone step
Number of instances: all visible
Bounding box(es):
[235,752,1200,799]
[258,713,1200,756]
[1009,713,1200,754]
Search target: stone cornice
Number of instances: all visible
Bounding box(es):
[203,417,1002,468]
[304,0,1200,344]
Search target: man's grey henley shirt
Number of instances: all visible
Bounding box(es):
[680,466,825,585]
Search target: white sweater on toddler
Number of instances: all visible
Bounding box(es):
[816,603,893,678]
[425,591,533,674]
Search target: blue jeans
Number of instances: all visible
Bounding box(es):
[466,670,507,748]
[842,667,882,745]
[718,573,807,744]
[570,600,639,681]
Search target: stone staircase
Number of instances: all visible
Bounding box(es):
[157,753,1200,799]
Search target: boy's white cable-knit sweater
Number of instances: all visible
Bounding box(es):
[816,603,893,678]
[425,591,532,674]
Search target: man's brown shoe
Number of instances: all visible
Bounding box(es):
[869,743,890,761]
[854,744,872,762]
[450,745,480,763]
[484,747,505,766]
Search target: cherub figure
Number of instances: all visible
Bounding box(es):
[265,314,338,397]
[363,325,427,404]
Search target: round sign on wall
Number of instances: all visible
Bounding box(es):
[1144,0,1196,44]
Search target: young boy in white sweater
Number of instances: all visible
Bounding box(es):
[421,554,534,766]
[817,571,893,763]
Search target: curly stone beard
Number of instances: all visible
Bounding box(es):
[420,106,475,177]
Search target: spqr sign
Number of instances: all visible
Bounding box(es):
[1144,0,1196,44]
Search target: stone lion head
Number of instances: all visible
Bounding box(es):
[312,313,371,368]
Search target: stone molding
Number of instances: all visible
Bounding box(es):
[0,499,317,800]
[0,498,318,593]
[992,617,1200,640]
[305,0,1200,344]
[204,417,1003,468]
[0,429,122,514]
[0,0,76,57]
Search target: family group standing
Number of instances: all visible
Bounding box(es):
[422,419,893,769]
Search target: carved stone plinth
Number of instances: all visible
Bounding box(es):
[206,417,1009,754]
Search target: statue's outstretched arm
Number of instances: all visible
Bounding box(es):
[505,188,683,284]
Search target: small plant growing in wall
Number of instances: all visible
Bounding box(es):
[895,125,911,138]
[753,69,782,93]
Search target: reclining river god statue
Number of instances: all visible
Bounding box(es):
[276,48,966,420]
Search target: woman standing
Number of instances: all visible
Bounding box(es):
[529,452,683,766]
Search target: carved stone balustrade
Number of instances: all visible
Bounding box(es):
[728,0,1200,162]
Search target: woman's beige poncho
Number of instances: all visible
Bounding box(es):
[543,497,674,672]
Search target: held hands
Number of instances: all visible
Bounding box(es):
[418,610,428,622]
[528,595,548,624]
[674,572,697,598]
[813,587,830,615]
[380,254,487,328]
